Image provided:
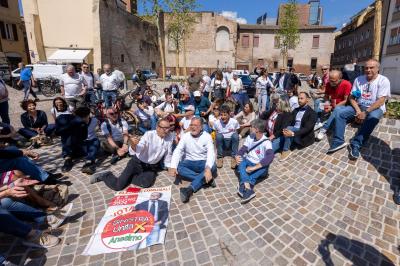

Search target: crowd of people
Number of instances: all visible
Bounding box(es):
[0,57,393,262]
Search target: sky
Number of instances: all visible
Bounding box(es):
[138,0,374,30]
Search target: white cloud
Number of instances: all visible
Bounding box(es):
[221,11,247,24]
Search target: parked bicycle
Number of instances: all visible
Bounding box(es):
[39,76,60,97]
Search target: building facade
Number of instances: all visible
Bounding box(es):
[277,0,323,27]
[381,0,400,94]
[21,0,159,75]
[331,0,390,69]
[163,12,335,75]
[0,0,29,68]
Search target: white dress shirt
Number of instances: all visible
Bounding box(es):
[229,78,243,93]
[170,131,215,170]
[99,73,119,91]
[129,130,174,167]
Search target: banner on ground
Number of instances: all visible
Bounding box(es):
[82,186,171,255]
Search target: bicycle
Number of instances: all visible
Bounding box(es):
[39,76,60,97]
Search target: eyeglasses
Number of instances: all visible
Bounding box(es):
[322,68,328,71]
[158,125,170,130]
[108,112,117,116]
[82,66,88,68]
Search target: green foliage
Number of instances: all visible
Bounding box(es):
[277,0,300,66]
[385,101,400,119]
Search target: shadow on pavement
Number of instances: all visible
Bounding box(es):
[318,232,395,266]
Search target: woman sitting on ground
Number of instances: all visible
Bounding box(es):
[18,99,56,141]
[261,97,293,153]
[51,97,72,120]
[234,102,256,138]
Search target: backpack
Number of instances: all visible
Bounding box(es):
[33,184,69,207]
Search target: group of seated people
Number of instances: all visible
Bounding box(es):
[0,58,393,262]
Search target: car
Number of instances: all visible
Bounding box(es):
[298,73,308,81]
[239,74,256,98]
[0,65,11,83]
[11,63,66,90]
[142,69,158,79]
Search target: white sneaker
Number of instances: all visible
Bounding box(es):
[47,203,73,229]
[22,230,60,249]
[314,122,324,131]
[316,128,327,141]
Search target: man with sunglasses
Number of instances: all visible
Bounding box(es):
[316,70,352,141]
[327,59,391,160]
[91,119,173,190]
[80,63,97,105]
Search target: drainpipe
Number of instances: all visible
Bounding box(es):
[373,0,382,61]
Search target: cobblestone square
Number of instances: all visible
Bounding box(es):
[1,86,399,266]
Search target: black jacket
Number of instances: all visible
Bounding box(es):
[260,109,294,139]
[21,110,48,129]
[273,73,290,89]
[291,106,317,148]
[135,199,169,228]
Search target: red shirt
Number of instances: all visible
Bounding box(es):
[325,79,352,106]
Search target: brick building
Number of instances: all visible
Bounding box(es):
[330,0,391,69]
[21,0,159,75]
[163,11,335,75]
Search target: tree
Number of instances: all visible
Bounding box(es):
[277,0,300,68]
[167,0,198,77]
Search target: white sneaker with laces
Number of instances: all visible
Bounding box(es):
[47,203,73,229]
[316,128,327,141]
[22,230,60,248]
[314,122,324,131]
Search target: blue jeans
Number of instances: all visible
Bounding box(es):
[85,90,97,105]
[18,125,56,140]
[177,160,217,192]
[103,90,117,108]
[280,126,300,151]
[0,100,10,124]
[258,91,269,113]
[321,108,339,131]
[238,158,269,185]
[1,198,46,225]
[271,138,281,153]
[0,147,48,182]
[96,89,103,101]
[138,115,157,134]
[331,105,383,148]
[83,138,100,162]
[216,132,239,158]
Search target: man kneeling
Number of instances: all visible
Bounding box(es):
[168,117,217,203]
[236,119,274,204]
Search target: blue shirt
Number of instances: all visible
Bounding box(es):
[20,68,32,81]
[194,96,210,117]
[177,98,195,114]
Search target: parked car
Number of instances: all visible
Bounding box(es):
[0,65,11,83]
[11,63,66,91]
[141,69,158,79]
[298,73,308,81]
[239,74,256,98]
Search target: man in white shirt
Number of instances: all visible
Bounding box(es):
[327,59,391,160]
[91,119,173,190]
[168,117,217,203]
[80,63,97,105]
[100,108,129,165]
[200,70,211,99]
[235,119,274,203]
[214,105,240,169]
[113,67,125,90]
[60,65,87,110]
[99,64,119,107]
[155,93,175,119]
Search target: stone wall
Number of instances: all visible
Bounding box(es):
[98,0,160,75]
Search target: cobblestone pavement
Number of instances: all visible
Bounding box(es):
[1,85,399,266]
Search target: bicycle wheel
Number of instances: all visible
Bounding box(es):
[41,82,56,97]
[121,111,138,125]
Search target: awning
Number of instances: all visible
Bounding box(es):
[48,49,91,63]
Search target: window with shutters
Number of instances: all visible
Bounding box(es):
[241,35,249,48]
[395,0,400,12]
[389,27,400,45]
[287,58,293,68]
[312,35,320,48]
[253,35,259,47]
[0,0,8,8]
[0,22,17,41]
[273,61,278,69]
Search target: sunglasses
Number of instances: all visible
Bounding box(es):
[158,125,170,130]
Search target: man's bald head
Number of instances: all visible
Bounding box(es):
[329,70,342,79]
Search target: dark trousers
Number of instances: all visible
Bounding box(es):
[0,101,10,124]
[18,125,56,140]
[100,155,159,191]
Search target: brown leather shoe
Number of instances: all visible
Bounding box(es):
[216,158,223,168]
[230,157,237,169]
